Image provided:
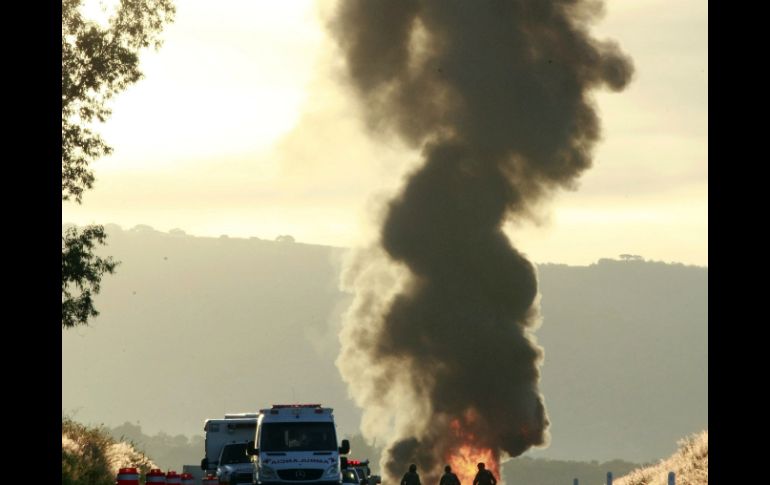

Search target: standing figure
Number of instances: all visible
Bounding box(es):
[472,463,496,485]
[439,465,461,485]
[401,464,422,485]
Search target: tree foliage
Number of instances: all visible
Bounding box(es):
[62,0,175,328]
[62,226,119,328]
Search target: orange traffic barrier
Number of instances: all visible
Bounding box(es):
[165,470,182,485]
[202,474,219,485]
[116,467,140,485]
[146,468,166,484]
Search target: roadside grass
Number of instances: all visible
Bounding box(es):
[615,430,707,485]
[62,416,156,485]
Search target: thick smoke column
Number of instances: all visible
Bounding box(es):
[330,1,633,483]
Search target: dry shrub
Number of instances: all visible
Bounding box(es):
[615,430,707,485]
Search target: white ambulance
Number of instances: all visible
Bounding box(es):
[249,404,350,485]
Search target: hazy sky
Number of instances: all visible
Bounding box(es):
[63,0,707,266]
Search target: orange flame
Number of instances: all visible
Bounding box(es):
[446,444,499,485]
[445,417,500,485]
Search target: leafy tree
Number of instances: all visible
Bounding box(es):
[61,0,175,328]
[62,226,119,328]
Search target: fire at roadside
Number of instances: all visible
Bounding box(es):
[330,0,634,483]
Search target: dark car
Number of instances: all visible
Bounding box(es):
[342,470,360,484]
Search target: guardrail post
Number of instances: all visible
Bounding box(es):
[668,471,675,485]
[606,471,612,485]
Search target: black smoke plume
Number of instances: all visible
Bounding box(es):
[330,1,633,483]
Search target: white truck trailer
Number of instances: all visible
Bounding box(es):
[201,414,258,474]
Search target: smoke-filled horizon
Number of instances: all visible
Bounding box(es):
[330,1,633,483]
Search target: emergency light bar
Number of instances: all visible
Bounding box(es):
[271,404,322,408]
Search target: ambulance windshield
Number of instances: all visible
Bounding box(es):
[260,422,337,452]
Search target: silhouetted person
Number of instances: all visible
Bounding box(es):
[401,464,421,485]
[472,463,496,485]
[439,465,460,485]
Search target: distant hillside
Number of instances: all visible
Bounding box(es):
[104,425,386,474]
[62,225,707,463]
[501,456,642,485]
[532,259,707,461]
[107,422,204,472]
[100,423,647,484]
[615,430,707,485]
